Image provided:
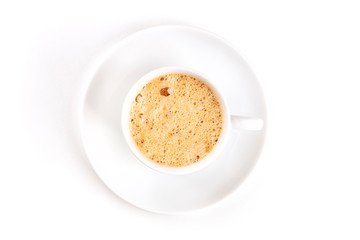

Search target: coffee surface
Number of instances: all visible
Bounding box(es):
[129,73,223,167]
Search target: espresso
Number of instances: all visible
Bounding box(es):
[129,73,223,167]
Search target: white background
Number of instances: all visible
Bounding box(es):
[1,0,360,239]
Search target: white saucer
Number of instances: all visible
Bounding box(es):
[80,25,266,214]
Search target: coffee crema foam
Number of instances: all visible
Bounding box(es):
[129,73,223,167]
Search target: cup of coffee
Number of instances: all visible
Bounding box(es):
[122,66,262,174]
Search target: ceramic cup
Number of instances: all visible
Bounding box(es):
[122,66,262,175]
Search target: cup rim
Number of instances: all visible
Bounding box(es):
[121,66,230,175]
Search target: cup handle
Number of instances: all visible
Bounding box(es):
[230,115,264,131]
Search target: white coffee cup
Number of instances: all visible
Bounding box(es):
[122,66,263,175]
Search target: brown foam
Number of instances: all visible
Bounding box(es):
[129,73,223,167]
